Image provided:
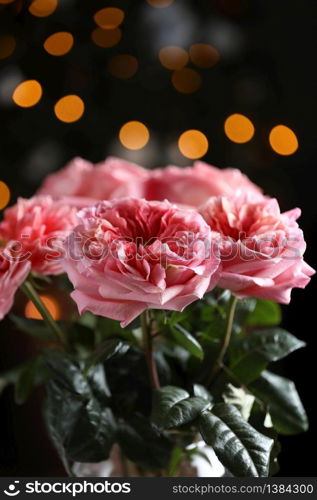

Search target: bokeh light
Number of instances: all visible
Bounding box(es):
[269,125,299,156]
[44,32,74,56]
[91,27,122,48]
[0,0,15,4]
[147,0,174,7]
[119,121,150,150]
[12,80,43,108]
[178,130,209,159]
[0,181,10,210]
[0,35,16,59]
[108,55,138,79]
[28,0,58,18]
[25,295,61,320]
[172,68,202,94]
[224,113,255,143]
[54,95,85,123]
[189,43,220,69]
[159,46,188,70]
[94,8,125,30]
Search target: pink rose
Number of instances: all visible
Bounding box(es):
[63,198,220,327]
[38,156,149,203]
[199,195,315,303]
[0,196,77,275]
[144,161,263,207]
[0,246,31,320]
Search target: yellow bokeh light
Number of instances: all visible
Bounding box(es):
[147,0,174,7]
[44,32,74,56]
[0,181,10,210]
[54,95,85,123]
[0,35,16,59]
[159,46,188,70]
[119,121,150,150]
[12,80,43,108]
[94,8,124,29]
[189,43,220,69]
[172,68,202,94]
[108,55,138,79]
[25,295,60,320]
[91,27,122,48]
[269,125,299,156]
[224,113,255,143]
[29,0,58,17]
[178,130,209,159]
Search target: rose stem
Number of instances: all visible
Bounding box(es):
[20,280,68,348]
[207,294,238,386]
[140,310,160,391]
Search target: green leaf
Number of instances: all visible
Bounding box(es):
[199,403,274,477]
[151,385,210,431]
[193,384,213,402]
[170,324,204,360]
[10,314,55,341]
[247,299,282,327]
[229,328,305,384]
[85,339,130,373]
[249,371,308,435]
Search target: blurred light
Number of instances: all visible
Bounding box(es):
[108,55,138,79]
[0,181,10,210]
[94,8,124,29]
[159,46,188,70]
[25,295,61,320]
[119,121,150,150]
[147,0,174,7]
[44,32,74,56]
[54,95,85,123]
[172,68,201,94]
[189,43,220,68]
[12,80,42,108]
[0,0,15,3]
[269,125,298,156]
[178,130,209,159]
[91,27,121,48]
[224,113,255,143]
[0,35,16,59]
[29,0,58,17]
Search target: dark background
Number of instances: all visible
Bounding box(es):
[0,0,316,476]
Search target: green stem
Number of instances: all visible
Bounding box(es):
[207,294,238,386]
[20,280,67,347]
[141,310,160,391]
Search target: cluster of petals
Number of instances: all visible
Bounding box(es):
[199,194,315,303]
[63,198,221,327]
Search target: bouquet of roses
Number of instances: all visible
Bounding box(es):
[0,158,314,477]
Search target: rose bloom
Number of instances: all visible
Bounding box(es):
[0,245,31,320]
[63,198,221,327]
[0,196,77,275]
[144,161,263,207]
[38,156,149,203]
[199,194,315,303]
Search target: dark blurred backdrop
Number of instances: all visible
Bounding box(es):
[0,0,316,477]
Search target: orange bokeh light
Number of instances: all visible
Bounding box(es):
[44,32,74,56]
[119,121,150,150]
[54,95,85,123]
[91,27,122,48]
[172,68,202,94]
[159,46,188,70]
[224,113,255,143]
[147,0,174,7]
[0,35,16,59]
[25,295,61,320]
[189,43,220,69]
[94,8,124,29]
[108,55,138,79]
[29,0,58,17]
[0,181,10,210]
[269,125,298,156]
[178,130,209,159]
[12,80,43,108]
